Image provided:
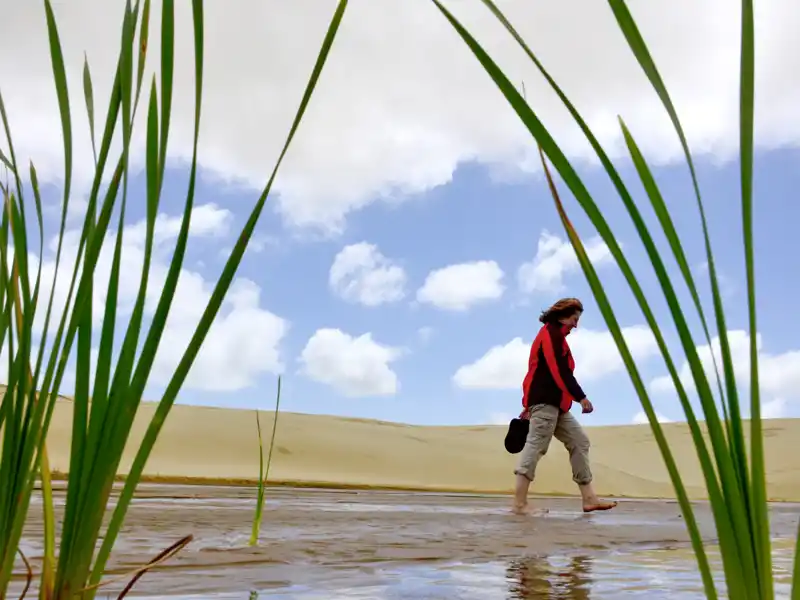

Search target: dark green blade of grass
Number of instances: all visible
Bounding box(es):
[479,0,731,439]
[18,164,46,453]
[88,1,349,590]
[84,0,166,485]
[158,0,174,189]
[263,376,282,493]
[0,149,13,172]
[86,0,200,589]
[83,55,98,166]
[606,0,753,529]
[96,0,172,426]
[29,8,129,506]
[0,101,32,321]
[430,2,757,596]
[736,0,770,595]
[0,193,15,589]
[0,78,42,600]
[55,1,144,592]
[250,375,282,545]
[31,47,123,394]
[607,1,766,593]
[482,0,738,448]
[537,148,723,595]
[793,522,800,600]
[250,409,266,546]
[0,94,27,254]
[481,0,758,592]
[53,0,137,584]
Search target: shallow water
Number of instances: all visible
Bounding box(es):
[12,485,800,598]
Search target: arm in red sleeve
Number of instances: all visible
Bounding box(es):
[541,324,586,401]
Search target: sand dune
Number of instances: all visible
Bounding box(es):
[38,397,800,501]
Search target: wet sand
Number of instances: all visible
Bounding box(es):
[12,485,800,598]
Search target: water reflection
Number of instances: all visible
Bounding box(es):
[506,554,592,599]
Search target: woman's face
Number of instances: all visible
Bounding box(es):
[560,310,582,329]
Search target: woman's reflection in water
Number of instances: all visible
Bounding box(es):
[506,555,592,599]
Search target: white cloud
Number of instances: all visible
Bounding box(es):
[299,328,402,397]
[454,337,528,390]
[329,242,406,306]
[136,202,233,245]
[632,410,673,425]
[518,230,612,295]
[150,277,288,392]
[453,326,657,390]
[14,204,287,393]
[417,326,435,344]
[568,326,658,382]
[416,260,505,311]
[5,1,799,233]
[649,331,800,397]
[649,330,800,418]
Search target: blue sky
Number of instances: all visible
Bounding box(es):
[5,0,800,428]
[32,144,792,428]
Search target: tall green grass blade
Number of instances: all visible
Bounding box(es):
[38,443,56,599]
[536,148,722,596]
[264,376,281,494]
[137,0,152,98]
[0,86,48,593]
[479,0,735,441]
[0,91,26,233]
[158,0,174,189]
[250,376,282,546]
[19,164,45,447]
[475,0,731,474]
[27,163,54,600]
[87,2,348,594]
[0,149,12,173]
[606,0,752,518]
[49,0,115,590]
[43,0,73,280]
[608,0,770,593]
[83,55,98,166]
[736,0,770,596]
[0,109,32,322]
[432,1,767,596]
[2,57,125,594]
[54,1,145,594]
[793,523,800,599]
[249,410,265,547]
[27,163,44,345]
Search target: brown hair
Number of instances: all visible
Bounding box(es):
[539,297,584,324]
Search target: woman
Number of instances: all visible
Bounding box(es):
[512,297,617,515]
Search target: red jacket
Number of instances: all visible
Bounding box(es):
[521,322,586,413]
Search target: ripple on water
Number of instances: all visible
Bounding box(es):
[12,540,789,599]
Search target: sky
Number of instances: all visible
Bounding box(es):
[1,0,799,428]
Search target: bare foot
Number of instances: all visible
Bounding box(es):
[511,503,549,516]
[582,500,618,513]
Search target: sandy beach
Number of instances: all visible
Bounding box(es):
[43,397,800,501]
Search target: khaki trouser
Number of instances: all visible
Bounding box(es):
[514,403,593,486]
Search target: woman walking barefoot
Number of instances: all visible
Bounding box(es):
[512,298,618,515]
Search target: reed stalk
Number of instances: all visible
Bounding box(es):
[249,376,281,547]
[0,1,349,597]
[434,0,779,597]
